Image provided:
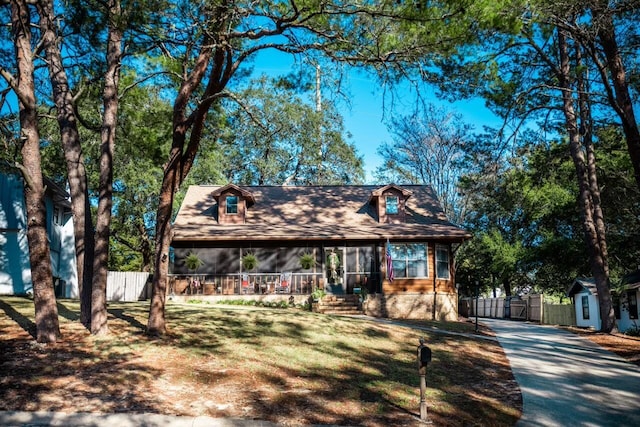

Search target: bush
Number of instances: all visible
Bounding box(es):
[187,299,208,304]
[311,288,326,301]
[215,299,294,309]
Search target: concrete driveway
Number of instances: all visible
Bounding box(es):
[481,318,640,427]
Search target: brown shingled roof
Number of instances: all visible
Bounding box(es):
[172,185,470,243]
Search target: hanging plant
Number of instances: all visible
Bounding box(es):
[299,252,316,270]
[185,251,204,273]
[242,253,259,271]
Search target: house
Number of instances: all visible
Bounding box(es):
[567,278,601,330]
[170,183,470,320]
[0,170,78,298]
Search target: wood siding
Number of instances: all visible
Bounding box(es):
[382,242,456,294]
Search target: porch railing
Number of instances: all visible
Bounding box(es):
[168,272,322,296]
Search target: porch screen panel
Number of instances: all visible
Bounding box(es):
[248,248,278,273]
[345,246,374,273]
[210,248,241,274]
[280,247,305,272]
[345,246,375,291]
[173,248,240,274]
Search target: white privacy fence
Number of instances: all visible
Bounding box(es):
[107,271,151,301]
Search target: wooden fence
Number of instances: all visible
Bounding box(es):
[461,294,576,326]
[543,303,576,326]
[107,271,151,302]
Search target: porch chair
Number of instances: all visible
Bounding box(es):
[276,272,291,294]
[241,273,253,294]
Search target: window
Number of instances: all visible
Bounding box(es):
[435,245,450,279]
[389,243,427,278]
[386,196,399,214]
[226,196,238,214]
[614,299,621,320]
[53,206,61,225]
[582,295,590,320]
[629,292,638,320]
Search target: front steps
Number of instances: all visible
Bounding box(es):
[314,294,362,315]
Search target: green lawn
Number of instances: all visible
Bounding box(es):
[0,296,521,426]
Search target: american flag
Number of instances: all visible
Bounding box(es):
[386,242,394,282]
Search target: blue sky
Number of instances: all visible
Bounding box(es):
[251,51,503,183]
[0,44,501,184]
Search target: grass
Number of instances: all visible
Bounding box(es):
[0,296,521,426]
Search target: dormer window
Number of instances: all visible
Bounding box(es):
[211,184,256,225]
[386,196,399,215]
[226,196,238,214]
[369,185,412,224]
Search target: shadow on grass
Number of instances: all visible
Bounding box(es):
[0,298,36,339]
[56,300,80,322]
[154,303,520,426]
[107,307,147,331]
[0,297,168,415]
[0,298,520,426]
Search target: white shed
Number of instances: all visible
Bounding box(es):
[567,278,601,330]
[618,271,640,333]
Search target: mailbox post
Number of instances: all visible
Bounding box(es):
[417,337,431,423]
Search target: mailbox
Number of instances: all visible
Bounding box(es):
[419,345,432,365]
[417,337,431,370]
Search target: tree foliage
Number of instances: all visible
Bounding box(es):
[376,103,471,224]
[219,75,364,186]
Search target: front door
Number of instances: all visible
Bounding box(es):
[325,247,345,294]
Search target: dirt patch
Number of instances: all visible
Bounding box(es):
[563,326,640,366]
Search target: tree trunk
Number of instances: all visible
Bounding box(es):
[502,278,512,297]
[147,41,216,336]
[576,44,610,279]
[593,4,640,190]
[557,28,615,333]
[91,0,123,336]
[576,41,615,332]
[147,153,180,336]
[11,0,60,343]
[36,0,94,328]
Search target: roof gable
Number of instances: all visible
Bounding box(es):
[567,278,598,297]
[211,183,256,206]
[369,184,413,201]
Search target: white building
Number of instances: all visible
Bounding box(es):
[0,171,78,297]
[567,278,601,330]
[568,276,640,333]
[618,271,640,333]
